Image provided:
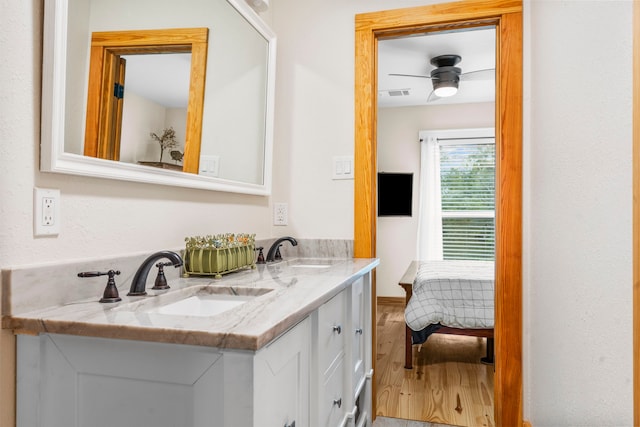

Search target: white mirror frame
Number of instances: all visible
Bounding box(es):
[41,0,276,195]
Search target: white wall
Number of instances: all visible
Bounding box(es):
[119,92,178,163]
[376,103,494,297]
[270,0,634,424]
[525,1,633,424]
[0,0,635,424]
[0,0,273,268]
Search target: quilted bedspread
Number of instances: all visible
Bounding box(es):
[404,260,495,331]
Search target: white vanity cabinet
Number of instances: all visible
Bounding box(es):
[15,272,373,427]
[17,318,311,427]
[349,276,372,427]
[311,275,372,427]
[254,316,311,427]
[313,288,348,427]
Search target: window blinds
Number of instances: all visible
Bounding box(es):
[439,141,495,260]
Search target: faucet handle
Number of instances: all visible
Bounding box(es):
[151,262,172,290]
[78,270,122,303]
[255,247,265,264]
[274,245,282,261]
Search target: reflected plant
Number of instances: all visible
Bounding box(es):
[150,127,179,163]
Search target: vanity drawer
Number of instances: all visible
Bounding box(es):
[317,290,347,374]
[320,356,347,427]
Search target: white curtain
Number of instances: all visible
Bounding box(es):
[417,136,443,260]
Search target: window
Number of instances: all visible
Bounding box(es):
[439,141,495,260]
[417,128,495,261]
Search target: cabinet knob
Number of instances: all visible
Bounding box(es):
[332,325,342,334]
[333,398,342,408]
[355,328,363,335]
[284,422,295,427]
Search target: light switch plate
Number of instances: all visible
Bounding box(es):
[199,155,220,177]
[332,156,354,180]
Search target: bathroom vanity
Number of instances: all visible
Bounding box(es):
[4,256,377,427]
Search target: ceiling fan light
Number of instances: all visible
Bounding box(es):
[434,85,458,97]
[431,67,460,98]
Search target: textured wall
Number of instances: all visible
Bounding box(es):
[376,103,494,298]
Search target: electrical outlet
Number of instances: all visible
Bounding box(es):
[34,188,60,236]
[274,203,288,226]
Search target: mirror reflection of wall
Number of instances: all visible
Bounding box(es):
[119,53,191,166]
[64,0,270,185]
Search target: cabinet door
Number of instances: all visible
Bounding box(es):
[317,290,347,376]
[17,334,226,427]
[351,276,365,390]
[254,317,311,427]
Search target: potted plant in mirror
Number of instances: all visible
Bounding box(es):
[138,127,183,170]
[151,127,178,163]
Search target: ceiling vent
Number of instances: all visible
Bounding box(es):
[379,89,411,98]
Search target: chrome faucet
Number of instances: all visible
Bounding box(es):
[266,237,298,262]
[128,251,184,296]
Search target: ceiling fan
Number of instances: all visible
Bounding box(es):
[389,54,495,102]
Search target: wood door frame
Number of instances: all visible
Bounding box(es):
[633,1,639,425]
[84,28,208,173]
[353,1,523,425]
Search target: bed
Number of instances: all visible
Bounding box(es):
[398,260,495,369]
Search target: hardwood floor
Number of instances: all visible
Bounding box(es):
[376,302,495,427]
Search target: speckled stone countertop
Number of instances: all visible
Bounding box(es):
[3,257,378,351]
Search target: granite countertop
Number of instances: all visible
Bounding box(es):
[3,257,379,351]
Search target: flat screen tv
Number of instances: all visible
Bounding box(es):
[377,172,413,216]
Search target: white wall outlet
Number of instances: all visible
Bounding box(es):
[34,187,60,236]
[274,203,288,226]
[199,155,220,177]
[332,156,354,180]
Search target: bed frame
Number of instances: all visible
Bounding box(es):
[398,261,494,369]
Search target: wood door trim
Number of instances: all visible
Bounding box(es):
[633,1,640,425]
[84,28,208,173]
[354,1,523,425]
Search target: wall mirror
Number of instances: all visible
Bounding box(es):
[41,0,276,195]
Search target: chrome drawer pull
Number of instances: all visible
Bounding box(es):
[355,328,363,335]
[332,325,342,334]
[333,398,342,408]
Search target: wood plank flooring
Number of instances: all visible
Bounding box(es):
[375,302,495,427]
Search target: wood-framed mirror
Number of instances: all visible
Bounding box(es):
[84,28,208,173]
[353,0,523,425]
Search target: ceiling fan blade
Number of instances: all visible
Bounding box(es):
[460,68,495,81]
[426,89,440,103]
[389,73,432,79]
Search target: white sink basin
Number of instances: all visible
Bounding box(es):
[145,294,255,317]
[118,285,272,318]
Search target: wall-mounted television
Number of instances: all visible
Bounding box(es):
[377,172,413,217]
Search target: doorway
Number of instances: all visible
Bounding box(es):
[353,1,523,426]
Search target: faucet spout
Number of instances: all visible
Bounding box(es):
[266,237,298,262]
[128,250,183,296]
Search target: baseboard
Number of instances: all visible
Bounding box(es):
[377,296,405,306]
